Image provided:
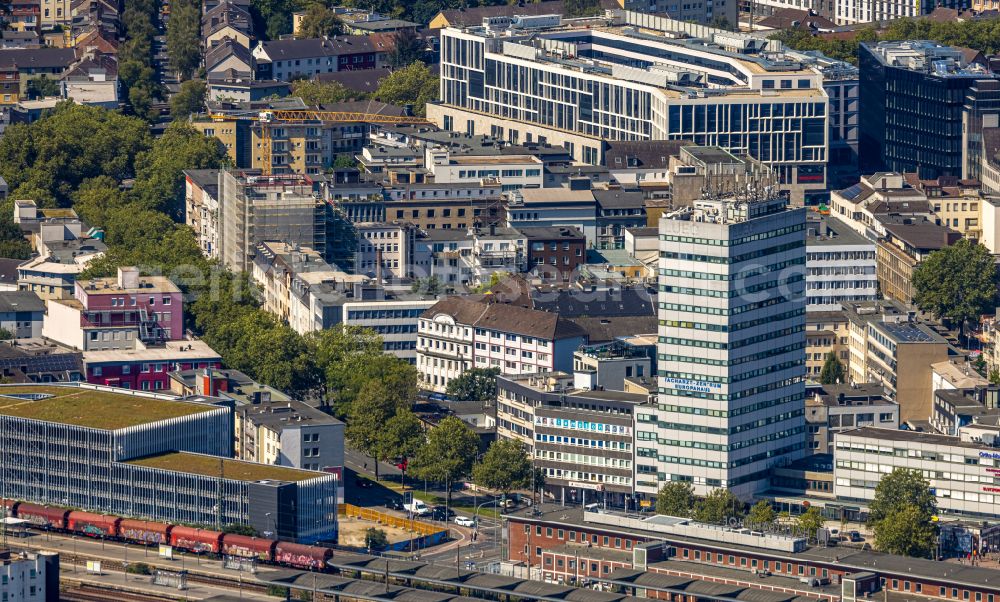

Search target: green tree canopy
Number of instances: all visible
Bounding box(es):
[374,62,438,116]
[0,102,150,207]
[472,438,532,498]
[131,121,228,217]
[446,367,500,401]
[796,507,825,541]
[171,79,208,119]
[387,28,426,68]
[655,481,694,517]
[871,504,938,558]
[410,416,479,502]
[346,381,398,480]
[379,409,425,467]
[167,0,202,79]
[867,468,938,557]
[913,239,997,331]
[563,0,602,18]
[693,489,744,524]
[291,79,365,105]
[819,352,845,385]
[364,527,389,550]
[747,500,777,528]
[26,75,60,100]
[295,3,344,38]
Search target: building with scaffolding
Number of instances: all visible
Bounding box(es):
[0,383,338,543]
[218,170,329,272]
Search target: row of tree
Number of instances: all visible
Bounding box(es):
[119,0,164,121]
[656,468,939,558]
[772,16,1000,65]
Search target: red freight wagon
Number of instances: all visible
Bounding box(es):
[170,526,224,554]
[274,542,332,570]
[67,511,121,537]
[221,534,277,561]
[14,503,68,529]
[119,519,172,544]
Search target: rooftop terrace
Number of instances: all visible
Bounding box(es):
[128,451,323,482]
[0,385,216,430]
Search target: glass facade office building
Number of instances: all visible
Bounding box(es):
[859,41,999,179]
[436,23,829,200]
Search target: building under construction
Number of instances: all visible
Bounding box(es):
[218,170,329,272]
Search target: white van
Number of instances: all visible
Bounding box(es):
[404,500,430,516]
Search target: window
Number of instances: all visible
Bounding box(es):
[162,297,171,305]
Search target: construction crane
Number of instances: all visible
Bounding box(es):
[208,110,433,176]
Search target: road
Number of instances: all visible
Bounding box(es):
[343,444,504,565]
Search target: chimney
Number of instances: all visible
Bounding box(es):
[200,367,215,396]
[117,266,140,290]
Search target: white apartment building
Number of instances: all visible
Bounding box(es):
[184,169,222,259]
[639,193,807,500]
[0,551,55,602]
[805,215,877,311]
[835,427,1000,518]
[431,12,830,203]
[829,173,930,239]
[425,148,544,191]
[416,296,587,392]
[834,0,963,25]
[419,226,527,288]
[354,221,418,280]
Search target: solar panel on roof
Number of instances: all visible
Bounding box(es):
[840,183,863,201]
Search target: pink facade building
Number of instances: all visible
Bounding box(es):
[83,340,223,391]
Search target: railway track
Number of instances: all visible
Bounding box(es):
[60,583,176,602]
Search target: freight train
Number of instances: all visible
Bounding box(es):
[2,500,333,570]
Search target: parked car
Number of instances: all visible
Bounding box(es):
[431,506,456,521]
[384,498,404,511]
[847,530,864,542]
[455,516,476,527]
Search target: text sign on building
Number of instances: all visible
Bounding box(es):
[568,481,603,491]
[535,416,632,436]
[662,377,722,394]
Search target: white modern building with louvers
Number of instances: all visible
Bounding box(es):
[637,193,807,500]
[430,11,831,203]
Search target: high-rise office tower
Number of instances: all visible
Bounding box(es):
[635,192,807,501]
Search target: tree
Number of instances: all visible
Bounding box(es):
[374,62,438,116]
[0,328,14,341]
[378,409,425,487]
[346,381,398,481]
[867,468,937,525]
[167,0,202,80]
[131,121,228,217]
[655,482,694,517]
[296,3,343,39]
[563,0,602,18]
[291,79,364,105]
[409,416,479,503]
[251,0,298,40]
[387,28,426,68]
[796,507,825,541]
[410,276,442,296]
[990,367,1000,385]
[913,239,997,333]
[867,468,938,557]
[472,438,532,500]
[446,367,500,401]
[747,500,776,528]
[332,155,359,169]
[171,79,207,119]
[0,102,150,207]
[693,489,743,524]
[819,352,845,385]
[364,527,389,550]
[871,504,938,558]
[26,75,60,100]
